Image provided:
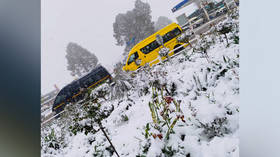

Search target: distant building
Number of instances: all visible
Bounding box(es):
[171,0,237,31]
[224,0,238,9]
[171,0,200,28]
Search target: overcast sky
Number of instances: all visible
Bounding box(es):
[41,0,195,95]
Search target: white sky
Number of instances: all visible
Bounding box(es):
[41,0,195,95]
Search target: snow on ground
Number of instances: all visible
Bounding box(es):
[41,12,239,157]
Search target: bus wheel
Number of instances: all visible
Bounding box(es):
[174,44,184,54]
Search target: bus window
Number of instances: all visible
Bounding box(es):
[93,67,101,74]
[127,52,139,65]
[162,27,182,43]
[85,77,94,87]
[140,28,181,55]
[140,41,160,54]
[70,85,77,93]
[99,71,106,78]
[95,74,102,81]
[71,82,80,94]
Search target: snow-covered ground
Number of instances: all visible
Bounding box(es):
[41,11,239,157]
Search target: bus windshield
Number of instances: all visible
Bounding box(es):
[127,52,139,65]
[54,94,66,104]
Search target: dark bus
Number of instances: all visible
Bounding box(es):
[52,65,112,114]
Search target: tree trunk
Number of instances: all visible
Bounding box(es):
[204,50,210,63]
[99,123,120,157]
[224,33,229,47]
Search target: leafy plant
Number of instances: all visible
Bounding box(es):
[145,82,185,140]
[161,145,177,157]
[121,114,129,122]
[44,129,60,150]
[193,34,212,63]
[196,117,230,140]
[67,99,120,157]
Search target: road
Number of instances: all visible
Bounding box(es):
[194,14,227,35]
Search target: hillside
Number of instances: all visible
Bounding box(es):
[41,10,239,157]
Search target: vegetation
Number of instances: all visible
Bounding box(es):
[113,0,155,54]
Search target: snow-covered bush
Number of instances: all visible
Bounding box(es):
[158,47,170,58]
[90,83,111,101]
[68,100,120,156]
[110,62,133,100]
[193,34,213,63]
[177,30,193,48]
[217,19,234,47]
[43,128,60,150]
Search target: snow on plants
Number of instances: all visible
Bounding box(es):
[41,12,239,157]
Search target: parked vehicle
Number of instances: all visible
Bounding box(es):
[123,23,189,71]
[52,65,112,114]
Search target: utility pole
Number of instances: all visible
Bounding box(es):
[224,1,230,11]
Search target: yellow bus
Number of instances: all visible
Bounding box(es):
[122,23,189,71]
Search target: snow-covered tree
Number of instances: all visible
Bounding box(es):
[110,62,132,100]
[154,16,172,31]
[65,42,98,77]
[113,0,155,54]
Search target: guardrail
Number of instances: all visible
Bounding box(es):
[41,99,90,127]
[41,109,65,126]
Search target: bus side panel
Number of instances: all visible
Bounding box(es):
[139,42,160,66]
[127,61,139,71]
